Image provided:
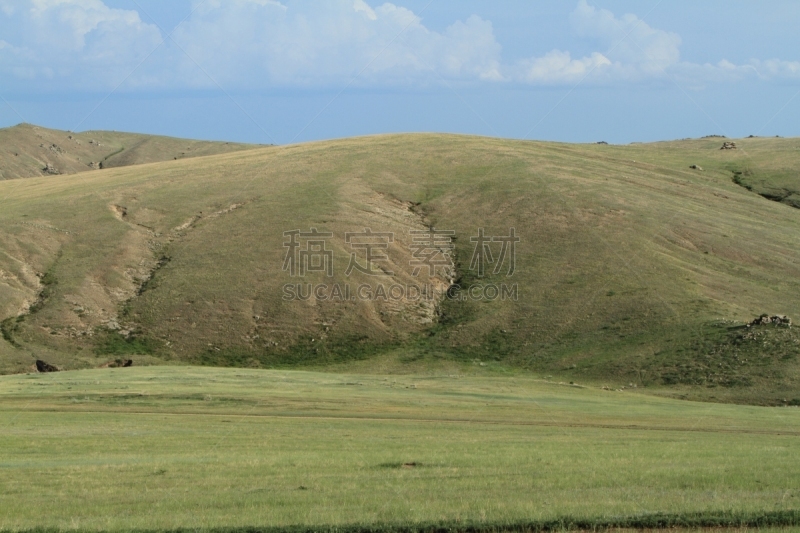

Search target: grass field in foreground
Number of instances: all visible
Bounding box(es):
[0,366,798,531]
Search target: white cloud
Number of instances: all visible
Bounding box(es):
[564,1,800,85]
[0,0,797,91]
[570,0,681,75]
[0,0,163,90]
[515,50,611,84]
[504,0,681,85]
[353,0,376,21]
[754,58,800,79]
[168,0,503,87]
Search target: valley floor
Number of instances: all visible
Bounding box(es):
[0,366,798,531]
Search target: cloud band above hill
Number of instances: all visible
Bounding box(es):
[0,0,798,92]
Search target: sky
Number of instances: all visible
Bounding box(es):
[0,0,799,145]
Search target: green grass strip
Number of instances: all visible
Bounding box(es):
[7,509,800,533]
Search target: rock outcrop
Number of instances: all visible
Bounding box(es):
[748,314,792,327]
[35,359,60,372]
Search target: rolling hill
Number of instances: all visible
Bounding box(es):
[1,132,799,405]
[0,123,259,180]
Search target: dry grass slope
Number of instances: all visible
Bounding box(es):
[0,133,798,404]
[0,123,259,180]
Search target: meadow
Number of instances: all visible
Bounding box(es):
[0,366,799,531]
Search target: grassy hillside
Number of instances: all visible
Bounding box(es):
[0,133,799,404]
[1,366,798,530]
[0,123,259,180]
[612,136,800,209]
[727,140,800,209]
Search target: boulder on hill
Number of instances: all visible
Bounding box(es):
[35,359,60,372]
[720,141,737,150]
[42,163,59,174]
[748,314,792,327]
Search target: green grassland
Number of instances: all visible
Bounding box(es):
[0,133,799,405]
[0,366,799,531]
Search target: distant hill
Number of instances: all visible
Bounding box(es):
[1,132,799,405]
[0,123,259,180]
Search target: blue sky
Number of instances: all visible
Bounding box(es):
[1,0,798,144]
